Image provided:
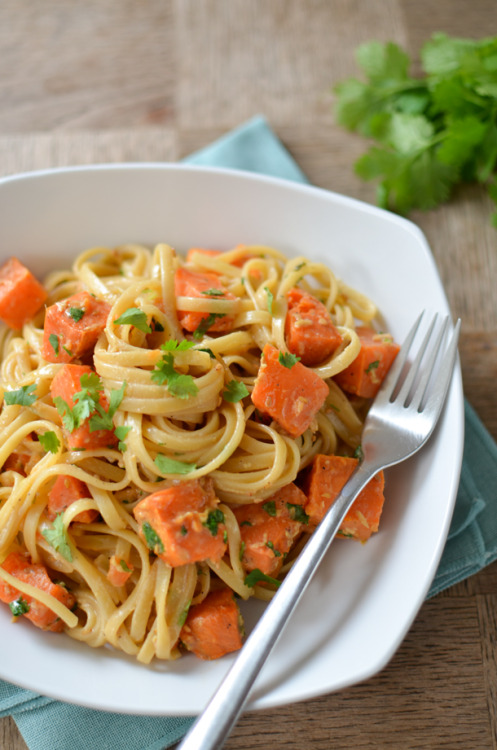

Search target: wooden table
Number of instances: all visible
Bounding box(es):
[1,2,496,748]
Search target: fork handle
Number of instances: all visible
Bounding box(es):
[176,461,378,750]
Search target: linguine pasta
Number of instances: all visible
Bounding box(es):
[0,242,381,663]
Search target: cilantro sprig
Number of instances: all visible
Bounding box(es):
[113,307,152,333]
[278,351,300,369]
[222,379,249,403]
[154,454,197,475]
[42,514,73,561]
[334,33,497,225]
[4,384,37,406]
[244,568,281,588]
[53,372,126,438]
[151,341,199,399]
[38,430,61,454]
[193,313,226,340]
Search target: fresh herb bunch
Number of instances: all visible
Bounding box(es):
[334,33,497,225]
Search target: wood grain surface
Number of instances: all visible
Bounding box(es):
[0,2,496,749]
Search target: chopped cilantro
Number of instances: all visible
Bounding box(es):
[161,339,196,352]
[200,288,225,296]
[115,425,131,452]
[68,307,85,323]
[286,503,309,524]
[244,568,281,588]
[178,600,191,628]
[223,379,249,403]
[9,597,30,616]
[198,347,216,358]
[151,350,199,399]
[62,345,73,357]
[180,524,188,536]
[278,351,300,369]
[53,373,126,435]
[203,508,225,537]
[119,559,132,573]
[264,287,274,315]
[154,454,197,475]
[42,514,73,562]
[365,359,380,374]
[265,540,281,557]
[354,444,364,461]
[262,500,277,517]
[4,384,37,406]
[193,313,226,340]
[49,333,60,356]
[152,318,164,332]
[38,430,61,454]
[89,381,126,432]
[142,522,164,554]
[113,307,152,333]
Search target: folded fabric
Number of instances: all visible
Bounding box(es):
[2,114,497,750]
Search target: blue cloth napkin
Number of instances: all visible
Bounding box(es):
[2,115,497,750]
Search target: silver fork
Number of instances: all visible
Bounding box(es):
[177,311,461,750]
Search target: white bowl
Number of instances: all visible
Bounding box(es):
[0,164,464,715]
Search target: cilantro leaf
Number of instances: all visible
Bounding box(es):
[244,568,281,588]
[200,288,225,296]
[113,307,151,333]
[142,522,164,554]
[193,313,226,340]
[223,379,249,403]
[38,430,61,454]
[151,350,199,399]
[119,558,132,573]
[89,381,126,432]
[334,33,497,225]
[203,509,225,537]
[264,286,273,315]
[161,339,196,352]
[68,307,85,323]
[42,514,73,562]
[154,454,197,475]
[278,351,300,369]
[4,384,37,406]
[286,503,309,524]
[9,597,30,616]
[49,333,60,357]
[115,425,131,452]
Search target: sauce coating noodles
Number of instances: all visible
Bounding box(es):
[0,243,381,663]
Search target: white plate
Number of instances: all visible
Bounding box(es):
[0,164,464,715]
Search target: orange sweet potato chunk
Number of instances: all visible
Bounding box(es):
[334,327,400,398]
[0,257,47,330]
[107,555,134,587]
[251,344,329,438]
[133,478,227,567]
[174,266,235,334]
[234,482,308,576]
[285,287,342,366]
[0,551,75,632]
[50,364,118,450]
[42,290,110,363]
[305,454,385,541]
[47,475,98,524]
[180,588,243,660]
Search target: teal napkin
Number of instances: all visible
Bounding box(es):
[2,115,497,749]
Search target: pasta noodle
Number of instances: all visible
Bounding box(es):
[0,242,392,664]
